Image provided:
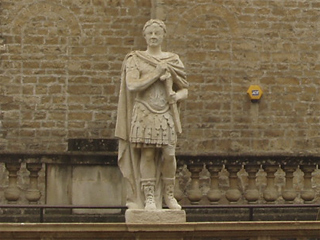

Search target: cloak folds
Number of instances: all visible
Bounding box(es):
[115,51,188,209]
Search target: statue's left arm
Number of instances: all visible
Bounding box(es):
[167,54,189,103]
[175,88,188,102]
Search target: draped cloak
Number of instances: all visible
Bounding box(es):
[115,50,188,209]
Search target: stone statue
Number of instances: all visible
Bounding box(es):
[115,19,188,212]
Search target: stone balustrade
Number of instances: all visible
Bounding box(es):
[176,155,320,206]
[1,153,320,210]
[0,153,119,207]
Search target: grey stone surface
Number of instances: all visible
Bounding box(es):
[47,164,125,214]
[125,209,186,223]
[72,166,124,214]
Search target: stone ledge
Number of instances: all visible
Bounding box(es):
[0,222,320,239]
[125,209,186,223]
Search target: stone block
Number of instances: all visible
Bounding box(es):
[125,209,186,223]
[72,166,124,214]
[46,165,72,205]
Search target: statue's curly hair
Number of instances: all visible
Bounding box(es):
[143,19,167,34]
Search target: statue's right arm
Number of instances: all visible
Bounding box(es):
[126,57,167,92]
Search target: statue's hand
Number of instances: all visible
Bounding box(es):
[168,92,177,104]
[156,62,167,77]
[175,89,188,102]
[160,71,171,81]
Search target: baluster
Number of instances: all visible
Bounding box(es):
[300,165,316,203]
[225,165,242,203]
[207,165,222,204]
[262,165,278,203]
[281,165,297,203]
[26,163,42,203]
[244,164,260,203]
[186,164,203,204]
[4,163,21,203]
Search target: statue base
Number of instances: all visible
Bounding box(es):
[125,209,186,223]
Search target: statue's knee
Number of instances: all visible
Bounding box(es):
[163,146,175,160]
[162,152,175,162]
[142,149,155,161]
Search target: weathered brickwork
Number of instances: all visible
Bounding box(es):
[1,0,320,155]
[163,0,320,154]
[0,0,151,151]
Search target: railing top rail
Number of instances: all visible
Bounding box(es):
[0,204,319,209]
[0,205,127,209]
[1,152,320,165]
[1,151,320,157]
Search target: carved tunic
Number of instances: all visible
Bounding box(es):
[126,54,176,147]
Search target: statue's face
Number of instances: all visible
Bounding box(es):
[144,23,165,47]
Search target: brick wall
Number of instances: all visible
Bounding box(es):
[1,0,320,155]
[0,0,151,151]
[162,0,320,154]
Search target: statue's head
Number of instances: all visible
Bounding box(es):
[143,19,167,36]
[143,19,166,48]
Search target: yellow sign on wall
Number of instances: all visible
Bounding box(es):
[247,85,263,102]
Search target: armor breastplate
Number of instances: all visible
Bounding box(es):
[136,80,169,113]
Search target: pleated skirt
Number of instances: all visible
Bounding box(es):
[130,101,176,148]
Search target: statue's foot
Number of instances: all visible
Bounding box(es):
[145,192,157,210]
[145,201,157,210]
[164,196,181,210]
[163,180,182,210]
[142,182,157,210]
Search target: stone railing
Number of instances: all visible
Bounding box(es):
[0,152,119,206]
[1,152,320,221]
[176,155,320,206]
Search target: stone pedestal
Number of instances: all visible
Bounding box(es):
[125,209,186,223]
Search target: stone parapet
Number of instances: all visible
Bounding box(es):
[1,153,320,212]
[0,221,320,239]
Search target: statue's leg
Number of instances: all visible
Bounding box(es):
[141,178,157,210]
[161,144,176,179]
[162,177,181,210]
[162,145,181,210]
[140,147,156,179]
[140,148,157,210]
